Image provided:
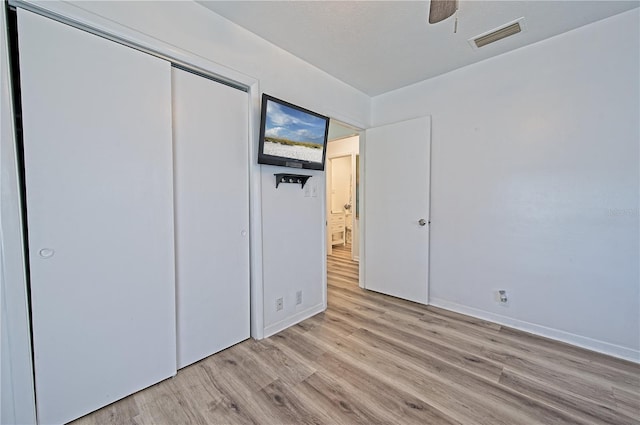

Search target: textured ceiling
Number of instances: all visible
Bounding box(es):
[199,1,638,96]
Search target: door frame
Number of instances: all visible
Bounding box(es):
[325,119,364,289]
[1,4,37,423]
[358,132,366,288]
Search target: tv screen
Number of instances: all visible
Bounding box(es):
[258,94,330,171]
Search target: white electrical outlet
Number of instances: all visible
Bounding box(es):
[276,297,283,311]
[296,290,302,305]
[497,290,508,304]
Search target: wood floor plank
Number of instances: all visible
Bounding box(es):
[253,379,335,425]
[341,328,586,425]
[74,395,140,425]
[266,327,330,363]
[70,249,639,425]
[426,305,504,331]
[412,309,638,403]
[233,339,316,387]
[500,326,640,374]
[612,386,640,420]
[295,370,398,425]
[135,384,210,425]
[499,367,637,425]
[327,298,507,382]
[315,350,465,425]
[329,283,427,319]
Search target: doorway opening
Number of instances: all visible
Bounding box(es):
[326,119,360,288]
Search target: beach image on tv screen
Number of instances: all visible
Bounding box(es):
[263,100,326,163]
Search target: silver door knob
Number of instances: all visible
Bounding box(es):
[39,248,55,258]
[418,219,427,226]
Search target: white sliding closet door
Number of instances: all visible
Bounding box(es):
[17,10,176,425]
[172,68,250,369]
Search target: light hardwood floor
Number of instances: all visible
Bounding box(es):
[72,246,639,425]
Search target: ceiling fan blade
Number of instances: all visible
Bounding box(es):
[429,0,458,24]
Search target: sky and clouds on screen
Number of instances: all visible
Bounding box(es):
[264,100,326,145]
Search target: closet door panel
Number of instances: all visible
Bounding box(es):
[172,68,250,369]
[17,10,176,424]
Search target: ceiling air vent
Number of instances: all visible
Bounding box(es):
[472,20,523,48]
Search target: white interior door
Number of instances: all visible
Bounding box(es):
[363,116,431,303]
[172,67,250,369]
[331,156,352,213]
[18,10,176,424]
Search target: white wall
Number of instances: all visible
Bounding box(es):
[372,9,639,361]
[66,1,370,128]
[260,165,326,334]
[1,4,37,423]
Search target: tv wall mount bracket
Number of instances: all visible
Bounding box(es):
[274,173,311,189]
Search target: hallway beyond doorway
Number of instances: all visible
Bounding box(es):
[327,243,358,286]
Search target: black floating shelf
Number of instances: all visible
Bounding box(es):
[275,173,311,189]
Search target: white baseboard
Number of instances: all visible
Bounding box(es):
[262,303,326,339]
[429,298,640,364]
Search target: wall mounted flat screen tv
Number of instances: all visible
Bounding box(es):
[258,94,330,171]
